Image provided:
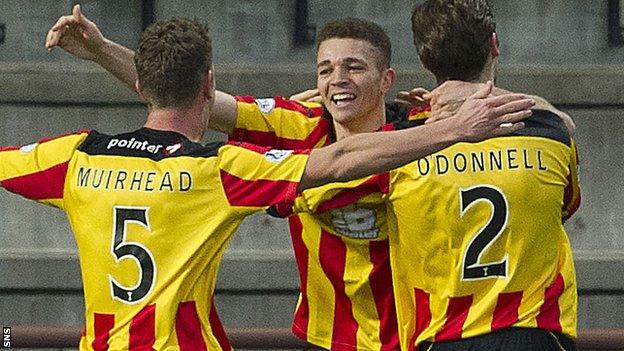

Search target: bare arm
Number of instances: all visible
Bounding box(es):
[46,5,239,134]
[91,39,136,89]
[298,83,535,191]
[209,91,238,134]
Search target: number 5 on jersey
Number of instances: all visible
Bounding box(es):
[109,207,156,304]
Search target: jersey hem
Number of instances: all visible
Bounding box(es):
[292,322,383,351]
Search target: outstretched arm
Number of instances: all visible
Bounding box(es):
[299,82,535,190]
[46,5,239,134]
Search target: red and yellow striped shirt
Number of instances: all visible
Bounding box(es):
[0,127,310,350]
[232,96,412,350]
[293,109,581,350]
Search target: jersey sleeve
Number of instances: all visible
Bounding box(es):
[562,138,581,220]
[218,142,311,212]
[0,130,90,209]
[230,96,330,148]
[276,173,390,218]
[407,105,432,121]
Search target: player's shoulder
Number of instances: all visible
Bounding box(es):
[79,128,227,160]
[32,129,92,145]
[512,109,571,147]
[222,141,305,162]
[235,95,323,118]
[15,129,93,155]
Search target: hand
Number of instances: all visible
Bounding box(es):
[448,81,535,142]
[45,4,105,61]
[424,80,487,124]
[289,88,322,103]
[394,87,430,107]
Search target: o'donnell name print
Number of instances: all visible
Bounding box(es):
[3,326,10,348]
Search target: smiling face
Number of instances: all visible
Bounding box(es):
[316,38,395,130]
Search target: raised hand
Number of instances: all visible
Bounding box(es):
[45,4,104,61]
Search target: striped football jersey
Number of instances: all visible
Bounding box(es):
[0,127,309,350]
[292,109,581,350]
[231,96,413,350]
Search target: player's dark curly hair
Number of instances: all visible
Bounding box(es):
[316,18,391,70]
[411,0,496,83]
[134,18,212,109]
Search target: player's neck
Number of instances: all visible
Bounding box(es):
[144,105,206,142]
[333,107,385,140]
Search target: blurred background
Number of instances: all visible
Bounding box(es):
[0,0,623,349]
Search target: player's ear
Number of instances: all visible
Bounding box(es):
[134,80,147,100]
[489,32,500,58]
[202,68,215,101]
[381,67,396,93]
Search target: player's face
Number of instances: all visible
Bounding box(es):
[316,38,393,126]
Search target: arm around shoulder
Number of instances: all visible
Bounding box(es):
[207,91,238,135]
[298,83,535,191]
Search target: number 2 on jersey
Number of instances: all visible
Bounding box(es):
[460,185,508,280]
[109,207,156,304]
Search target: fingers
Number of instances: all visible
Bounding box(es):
[46,5,87,50]
[46,15,75,49]
[50,15,75,32]
[493,98,535,117]
[395,91,411,99]
[422,91,433,101]
[45,30,58,50]
[494,97,535,114]
[485,93,532,108]
[73,4,83,23]
[409,87,430,96]
[395,91,422,105]
[400,88,429,100]
[73,4,91,40]
[289,89,321,102]
[394,98,414,105]
[395,89,429,106]
[495,109,533,125]
[468,80,492,100]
